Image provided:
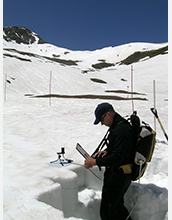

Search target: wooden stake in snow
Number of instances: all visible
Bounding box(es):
[153,80,156,132]
[131,65,134,112]
[4,74,7,102]
[49,71,52,106]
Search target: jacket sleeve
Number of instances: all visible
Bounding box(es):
[96,124,133,167]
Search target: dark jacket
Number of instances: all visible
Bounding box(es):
[96,113,134,171]
[96,112,134,220]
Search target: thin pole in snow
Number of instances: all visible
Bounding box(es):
[49,71,52,106]
[131,65,134,112]
[4,74,7,102]
[153,80,156,132]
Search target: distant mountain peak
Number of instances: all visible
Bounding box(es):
[3,26,46,45]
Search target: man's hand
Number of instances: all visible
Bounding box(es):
[84,154,96,169]
[93,150,107,158]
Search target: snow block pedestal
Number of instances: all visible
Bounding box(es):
[51,170,78,217]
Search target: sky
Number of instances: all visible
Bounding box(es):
[3,0,168,51]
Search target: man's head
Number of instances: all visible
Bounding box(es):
[94,103,115,127]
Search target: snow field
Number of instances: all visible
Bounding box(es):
[3,97,168,220]
[3,40,168,219]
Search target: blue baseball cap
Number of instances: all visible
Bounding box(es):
[94,103,112,125]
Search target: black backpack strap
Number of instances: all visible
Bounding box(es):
[91,129,110,157]
[91,118,128,157]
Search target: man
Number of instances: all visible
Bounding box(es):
[84,103,134,220]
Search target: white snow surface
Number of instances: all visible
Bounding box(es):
[3,39,168,220]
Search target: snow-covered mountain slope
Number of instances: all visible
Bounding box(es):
[3,27,168,220]
[3,26,168,98]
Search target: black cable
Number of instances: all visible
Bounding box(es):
[72,162,103,181]
[126,161,143,220]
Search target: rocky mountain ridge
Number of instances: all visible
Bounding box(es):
[3,26,46,44]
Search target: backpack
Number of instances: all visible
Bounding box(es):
[91,111,156,181]
[129,111,156,181]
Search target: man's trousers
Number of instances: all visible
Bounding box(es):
[100,169,132,220]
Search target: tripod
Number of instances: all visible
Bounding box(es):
[50,147,73,166]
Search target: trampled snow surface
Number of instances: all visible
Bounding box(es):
[3,40,168,220]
